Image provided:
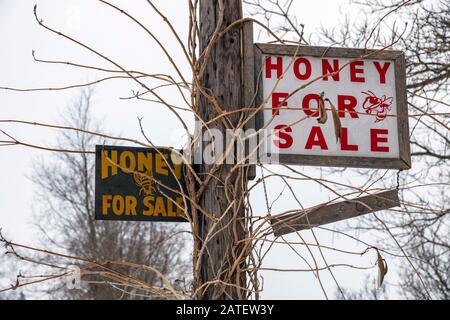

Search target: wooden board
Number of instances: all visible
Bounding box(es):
[242,21,256,180]
[270,189,400,237]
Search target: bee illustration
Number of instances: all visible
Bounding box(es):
[361,90,393,123]
[133,171,156,196]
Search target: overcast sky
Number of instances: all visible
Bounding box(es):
[0,0,402,299]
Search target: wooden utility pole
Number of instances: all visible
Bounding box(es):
[196,0,249,299]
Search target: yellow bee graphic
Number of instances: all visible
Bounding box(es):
[133,171,156,196]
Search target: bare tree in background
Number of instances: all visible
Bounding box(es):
[0,256,27,300]
[245,0,449,299]
[336,275,389,300]
[29,89,190,299]
[321,0,450,300]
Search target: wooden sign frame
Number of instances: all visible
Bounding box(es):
[253,43,411,170]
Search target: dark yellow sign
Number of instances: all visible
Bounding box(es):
[95,145,187,222]
[270,190,399,236]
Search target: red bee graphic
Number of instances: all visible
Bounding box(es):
[361,90,393,123]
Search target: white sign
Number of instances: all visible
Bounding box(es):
[254,44,410,169]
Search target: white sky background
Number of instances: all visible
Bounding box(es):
[0,0,405,299]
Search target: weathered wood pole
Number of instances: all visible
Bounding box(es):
[196,0,249,299]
